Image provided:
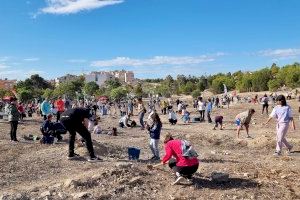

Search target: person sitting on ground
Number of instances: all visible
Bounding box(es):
[161,133,199,185]
[148,113,162,160]
[93,119,102,134]
[119,114,131,128]
[235,109,255,138]
[213,115,223,130]
[40,114,63,144]
[182,109,190,124]
[168,107,177,125]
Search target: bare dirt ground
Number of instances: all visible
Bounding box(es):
[0,98,300,200]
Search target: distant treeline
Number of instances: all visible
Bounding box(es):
[142,62,300,97]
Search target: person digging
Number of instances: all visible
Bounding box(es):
[148,133,199,185]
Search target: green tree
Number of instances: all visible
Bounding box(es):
[110,87,128,101]
[83,82,99,96]
[134,83,143,97]
[105,79,121,90]
[18,89,34,102]
[43,88,54,99]
[268,79,280,92]
[191,89,201,98]
[211,76,235,94]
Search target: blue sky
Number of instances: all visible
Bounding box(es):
[0,0,300,80]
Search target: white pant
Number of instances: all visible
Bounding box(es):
[276,123,292,153]
[149,139,159,158]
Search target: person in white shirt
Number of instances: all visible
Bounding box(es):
[119,114,131,128]
[197,97,205,122]
[265,95,296,156]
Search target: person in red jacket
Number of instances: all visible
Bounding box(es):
[55,96,65,122]
[162,133,199,185]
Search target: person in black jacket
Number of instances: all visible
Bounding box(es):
[60,108,102,162]
[148,113,162,160]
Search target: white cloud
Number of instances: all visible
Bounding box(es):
[91,54,224,67]
[0,64,11,69]
[24,57,40,62]
[0,57,10,62]
[0,69,46,80]
[67,59,87,63]
[258,48,300,58]
[39,0,124,15]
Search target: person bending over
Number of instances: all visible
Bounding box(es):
[161,133,199,185]
[60,108,102,162]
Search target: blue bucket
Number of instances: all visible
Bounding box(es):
[128,147,140,160]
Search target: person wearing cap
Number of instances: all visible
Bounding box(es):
[6,97,20,141]
[60,108,102,162]
[265,95,296,156]
[55,96,65,122]
[235,109,255,138]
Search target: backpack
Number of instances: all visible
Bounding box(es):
[181,140,198,158]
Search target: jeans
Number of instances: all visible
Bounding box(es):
[60,119,96,158]
[139,112,145,128]
[9,121,18,141]
[149,139,159,158]
[207,111,212,123]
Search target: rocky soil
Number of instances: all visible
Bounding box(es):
[0,98,300,200]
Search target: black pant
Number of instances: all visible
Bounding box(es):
[169,119,177,125]
[199,110,205,121]
[10,121,18,141]
[169,159,199,179]
[262,104,269,114]
[56,111,61,122]
[43,115,47,120]
[60,119,95,158]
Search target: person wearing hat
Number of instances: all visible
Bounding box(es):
[265,95,296,156]
[7,97,20,141]
[60,108,102,162]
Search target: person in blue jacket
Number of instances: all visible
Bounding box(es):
[41,98,51,120]
[147,113,162,160]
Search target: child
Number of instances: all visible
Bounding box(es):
[40,114,55,144]
[93,120,102,134]
[213,115,223,130]
[148,113,162,160]
[168,107,177,125]
[182,109,190,124]
[235,109,255,138]
[265,95,295,156]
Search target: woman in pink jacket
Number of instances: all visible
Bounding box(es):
[162,133,199,185]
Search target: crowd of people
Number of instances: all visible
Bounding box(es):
[1,92,299,185]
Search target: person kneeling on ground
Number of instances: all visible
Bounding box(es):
[60,108,102,162]
[161,133,199,185]
[40,114,63,144]
[119,114,131,128]
[235,109,255,138]
[148,113,162,160]
[213,115,223,130]
[168,107,177,125]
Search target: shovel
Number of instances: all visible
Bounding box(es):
[147,163,164,170]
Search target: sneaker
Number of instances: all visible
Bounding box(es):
[287,146,293,155]
[273,152,281,156]
[88,156,103,163]
[68,153,80,160]
[172,175,184,185]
